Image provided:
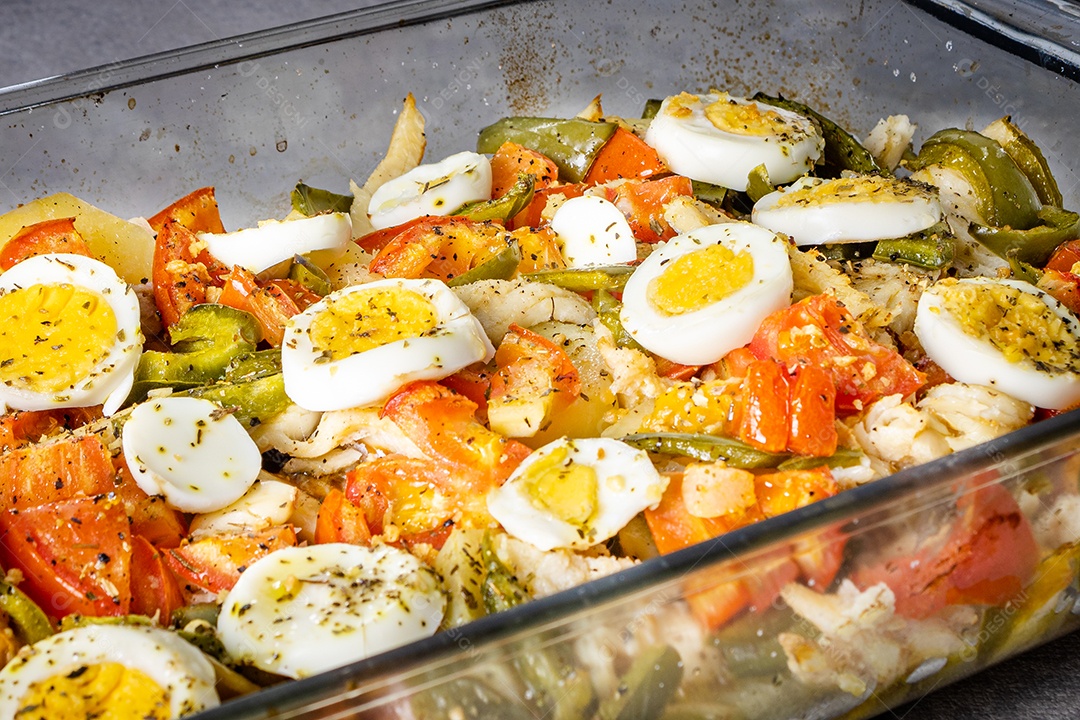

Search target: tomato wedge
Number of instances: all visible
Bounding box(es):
[130,535,185,622]
[0,407,102,451]
[583,127,669,184]
[152,220,226,329]
[314,488,373,546]
[165,526,297,594]
[0,217,93,270]
[0,434,117,511]
[345,456,456,549]
[488,324,582,438]
[148,186,226,235]
[218,265,321,347]
[0,496,132,618]
[749,294,924,416]
[368,217,513,282]
[490,141,559,197]
[607,175,692,243]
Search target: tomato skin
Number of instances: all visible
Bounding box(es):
[511,183,587,230]
[368,218,512,283]
[130,535,185,622]
[787,364,839,456]
[0,408,102,451]
[850,483,1039,619]
[165,526,297,594]
[749,294,924,416]
[488,324,582,435]
[314,488,373,545]
[0,434,118,511]
[148,186,226,235]
[754,467,838,518]
[0,496,132,618]
[1037,268,1080,316]
[152,220,224,329]
[735,360,790,454]
[607,175,693,243]
[218,266,320,347]
[0,217,93,270]
[490,141,559,198]
[1045,238,1080,274]
[584,127,669,185]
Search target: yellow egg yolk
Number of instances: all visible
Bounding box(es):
[704,96,789,137]
[0,283,117,394]
[522,444,598,528]
[773,175,929,209]
[17,662,170,720]
[310,287,439,362]
[647,243,754,316]
[939,280,1080,373]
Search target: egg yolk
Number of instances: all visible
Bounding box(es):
[647,244,754,315]
[643,379,738,434]
[0,283,117,394]
[773,176,928,209]
[310,287,439,362]
[939,280,1080,373]
[522,444,598,528]
[704,97,789,137]
[18,662,170,719]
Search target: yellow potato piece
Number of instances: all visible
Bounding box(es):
[0,193,154,284]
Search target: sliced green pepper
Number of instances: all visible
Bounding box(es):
[777,447,865,471]
[753,93,880,175]
[0,580,53,644]
[527,264,636,293]
[819,241,876,263]
[454,172,535,223]
[596,644,683,720]
[290,182,352,216]
[621,432,788,469]
[593,289,645,351]
[745,163,774,204]
[909,128,1041,230]
[714,608,794,679]
[982,116,1063,206]
[691,180,728,208]
[871,222,955,270]
[446,240,522,287]
[477,117,618,183]
[178,373,290,429]
[970,205,1080,266]
[480,533,529,615]
[288,255,332,297]
[59,614,154,632]
[224,349,282,383]
[642,98,663,120]
[130,304,261,402]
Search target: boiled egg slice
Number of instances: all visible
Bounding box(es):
[549,195,637,267]
[281,277,494,411]
[619,221,793,365]
[752,175,943,245]
[199,212,352,275]
[645,92,823,191]
[122,395,263,513]
[0,253,142,415]
[367,151,492,230]
[0,624,219,719]
[217,543,445,678]
[487,437,668,551]
[914,277,1080,409]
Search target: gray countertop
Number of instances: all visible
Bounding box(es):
[2,1,1079,718]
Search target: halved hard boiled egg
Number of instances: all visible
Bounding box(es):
[645,92,824,191]
[121,395,263,513]
[199,212,352,275]
[487,437,668,551]
[549,195,637,267]
[217,543,446,678]
[367,151,492,230]
[752,175,943,245]
[281,277,494,411]
[619,222,793,365]
[0,253,142,415]
[0,624,219,719]
[914,277,1080,409]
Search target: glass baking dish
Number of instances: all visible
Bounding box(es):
[3,0,1080,718]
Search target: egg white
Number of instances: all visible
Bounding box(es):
[550,195,638,267]
[487,437,668,551]
[217,543,446,678]
[281,277,494,412]
[0,624,219,718]
[914,277,1080,409]
[121,395,263,513]
[619,222,793,365]
[368,151,492,230]
[752,175,943,245]
[0,253,142,415]
[199,212,352,275]
[645,92,823,191]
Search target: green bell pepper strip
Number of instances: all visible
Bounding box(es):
[592,289,645,351]
[0,580,53,644]
[224,349,282,383]
[909,128,1042,231]
[178,373,290,429]
[620,432,788,469]
[527,264,636,293]
[596,644,683,720]
[59,614,154,632]
[477,117,618,183]
[777,447,865,471]
[970,205,1080,266]
[691,180,728,208]
[753,92,881,175]
[446,240,522,287]
[819,241,876,263]
[453,172,536,223]
[745,163,774,204]
[130,304,261,402]
[982,116,1063,207]
[290,182,352,216]
[287,255,332,297]
[642,98,663,120]
[872,222,955,270]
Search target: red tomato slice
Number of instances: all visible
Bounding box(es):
[368,218,512,282]
[111,461,188,549]
[584,127,669,185]
[165,526,297,594]
[754,467,838,519]
[152,220,225,330]
[511,183,587,230]
[0,496,132,618]
[608,175,693,243]
[749,294,924,416]
[345,456,456,549]
[734,359,790,454]
[148,186,226,235]
[0,407,102,451]
[130,535,185,623]
[0,217,93,270]
[489,323,582,436]
[490,141,559,197]
[314,488,373,546]
[0,434,117,511]
[787,364,839,457]
[1045,238,1080,274]
[1037,268,1080,316]
[218,266,320,347]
